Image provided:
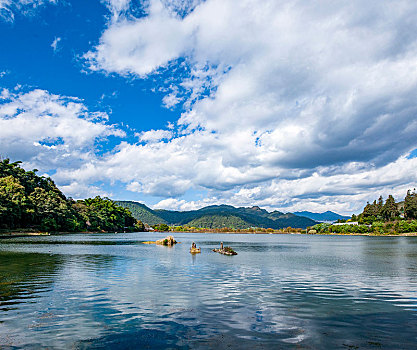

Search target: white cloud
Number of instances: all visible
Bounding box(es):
[77,0,417,213]
[0,87,125,198]
[102,0,131,20]
[51,37,61,52]
[162,92,181,109]
[136,129,173,143]
[152,156,417,214]
[84,1,193,76]
[154,197,214,211]
[59,181,112,199]
[4,0,417,214]
[0,0,57,21]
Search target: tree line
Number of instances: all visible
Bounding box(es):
[0,159,144,232]
[310,190,417,235]
[357,190,417,224]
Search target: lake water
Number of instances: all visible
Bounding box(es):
[1,233,417,349]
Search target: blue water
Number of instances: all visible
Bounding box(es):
[1,232,417,349]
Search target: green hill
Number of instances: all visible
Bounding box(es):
[294,211,350,222]
[187,214,249,229]
[115,201,166,226]
[116,201,317,229]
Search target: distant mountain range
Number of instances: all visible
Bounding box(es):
[115,202,318,229]
[293,211,350,222]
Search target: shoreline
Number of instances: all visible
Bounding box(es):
[0,230,117,238]
[2,231,417,238]
[301,232,417,237]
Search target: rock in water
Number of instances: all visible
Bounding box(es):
[156,235,177,246]
[212,246,237,256]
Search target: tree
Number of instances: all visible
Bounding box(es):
[405,190,417,219]
[382,195,398,221]
[29,187,77,231]
[377,196,384,218]
[154,223,170,231]
[0,176,26,228]
[135,220,145,232]
[78,196,137,232]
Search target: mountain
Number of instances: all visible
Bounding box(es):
[116,202,317,229]
[187,214,250,229]
[114,201,167,225]
[293,211,350,222]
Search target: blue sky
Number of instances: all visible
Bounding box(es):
[1,0,417,214]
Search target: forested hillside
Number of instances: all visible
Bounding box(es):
[187,214,250,229]
[115,201,166,225]
[116,202,317,229]
[294,211,350,222]
[0,159,137,232]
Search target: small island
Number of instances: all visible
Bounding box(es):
[213,247,237,256]
[189,242,201,254]
[212,242,237,255]
[143,235,178,246]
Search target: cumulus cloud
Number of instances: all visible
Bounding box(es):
[162,92,181,109]
[59,181,112,199]
[137,129,173,143]
[0,87,125,197]
[154,197,215,211]
[5,0,417,213]
[78,0,417,213]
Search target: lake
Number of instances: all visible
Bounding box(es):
[1,233,417,349]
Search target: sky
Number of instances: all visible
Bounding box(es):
[0,0,417,215]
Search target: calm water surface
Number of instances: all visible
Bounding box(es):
[1,233,417,349]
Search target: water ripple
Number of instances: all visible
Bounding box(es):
[1,233,417,348]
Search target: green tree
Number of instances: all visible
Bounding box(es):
[382,195,398,221]
[154,223,170,231]
[404,189,417,219]
[377,196,384,218]
[0,176,26,228]
[361,201,377,224]
[78,196,136,232]
[135,220,145,232]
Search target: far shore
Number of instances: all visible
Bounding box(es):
[2,230,417,238]
[295,232,417,237]
[0,230,112,238]
[194,231,417,237]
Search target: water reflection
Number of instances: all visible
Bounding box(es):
[0,251,63,310]
[0,233,417,348]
